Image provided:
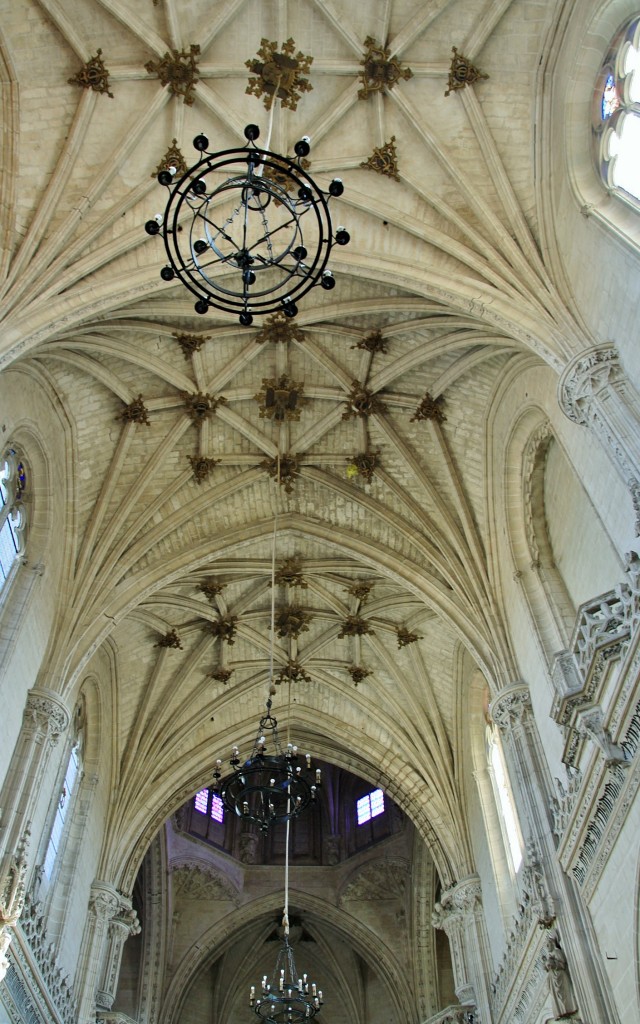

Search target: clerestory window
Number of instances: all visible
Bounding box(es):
[594,14,640,205]
[487,726,523,873]
[43,744,80,879]
[0,450,27,590]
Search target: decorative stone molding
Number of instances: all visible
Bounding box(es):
[18,895,75,1024]
[575,707,627,765]
[23,690,69,744]
[550,770,582,840]
[171,864,239,904]
[558,346,623,426]
[340,858,407,902]
[519,839,555,927]
[489,683,532,732]
[0,825,30,982]
[558,345,640,533]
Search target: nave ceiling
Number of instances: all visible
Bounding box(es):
[0,0,600,1016]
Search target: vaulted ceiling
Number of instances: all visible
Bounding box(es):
[0,0,584,1016]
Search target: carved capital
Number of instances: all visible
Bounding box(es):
[24,689,70,743]
[89,882,121,922]
[490,683,532,731]
[558,345,622,425]
[433,876,483,930]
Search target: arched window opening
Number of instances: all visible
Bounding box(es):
[0,449,27,587]
[487,725,523,873]
[43,743,80,879]
[594,14,640,205]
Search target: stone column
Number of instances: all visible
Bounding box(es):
[558,344,640,533]
[75,881,122,1024]
[0,688,69,977]
[490,682,620,1024]
[96,901,140,1009]
[432,876,492,1023]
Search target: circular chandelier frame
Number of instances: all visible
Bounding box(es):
[214,702,318,831]
[146,125,349,325]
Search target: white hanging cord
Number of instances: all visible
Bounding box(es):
[283,792,291,938]
[267,453,281,701]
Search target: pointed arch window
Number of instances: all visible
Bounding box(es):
[0,449,27,588]
[487,725,523,872]
[43,743,80,879]
[594,15,640,205]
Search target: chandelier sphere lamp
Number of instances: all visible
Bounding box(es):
[145,124,350,326]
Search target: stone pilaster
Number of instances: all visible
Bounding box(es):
[558,344,640,533]
[432,875,492,1022]
[490,682,621,1024]
[75,881,122,1024]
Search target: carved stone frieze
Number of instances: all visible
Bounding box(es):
[340,858,408,902]
[171,864,239,904]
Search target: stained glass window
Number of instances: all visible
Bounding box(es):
[194,788,209,814]
[193,788,224,823]
[356,788,385,824]
[595,15,640,203]
[211,794,224,823]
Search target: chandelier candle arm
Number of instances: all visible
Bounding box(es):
[145,124,349,325]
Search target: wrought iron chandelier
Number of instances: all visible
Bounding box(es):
[145,124,349,326]
[212,700,320,831]
[211,456,320,829]
[250,924,324,1024]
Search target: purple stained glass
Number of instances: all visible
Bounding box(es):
[194,788,209,814]
[356,788,385,824]
[602,74,620,119]
[210,794,224,823]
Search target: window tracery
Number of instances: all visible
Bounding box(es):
[594,15,640,204]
